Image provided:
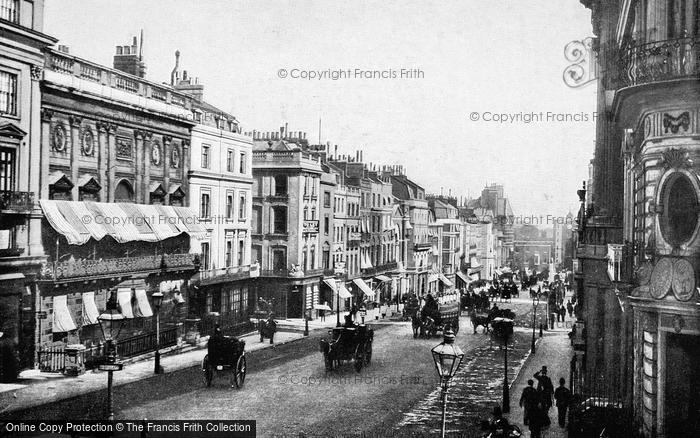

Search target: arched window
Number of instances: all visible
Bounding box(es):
[114,179,134,203]
[661,172,698,245]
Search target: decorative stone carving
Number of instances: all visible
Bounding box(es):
[662,112,690,134]
[116,136,133,159]
[41,108,53,122]
[171,145,181,168]
[672,315,685,333]
[151,139,162,166]
[671,258,696,301]
[642,312,657,332]
[661,148,691,169]
[81,126,95,156]
[30,65,43,81]
[649,258,673,299]
[68,115,82,127]
[52,123,67,152]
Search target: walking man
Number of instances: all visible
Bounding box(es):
[554,378,572,427]
[534,366,554,412]
[519,379,538,425]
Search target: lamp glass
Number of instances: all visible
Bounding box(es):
[152,291,164,309]
[431,342,465,378]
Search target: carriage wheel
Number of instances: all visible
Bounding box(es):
[202,354,213,387]
[354,345,364,372]
[232,355,246,389]
[324,351,334,371]
[364,340,372,365]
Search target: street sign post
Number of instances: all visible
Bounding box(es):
[98,363,124,372]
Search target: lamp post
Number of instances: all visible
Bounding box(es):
[431,329,465,438]
[152,291,164,374]
[531,295,539,353]
[336,277,342,327]
[97,290,126,422]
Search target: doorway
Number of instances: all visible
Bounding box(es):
[664,332,700,437]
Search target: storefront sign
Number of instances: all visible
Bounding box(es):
[303,220,319,233]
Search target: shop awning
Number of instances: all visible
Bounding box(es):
[40,200,206,246]
[456,271,470,285]
[438,273,454,287]
[353,278,375,298]
[338,283,352,299]
[375,274,391,282]
[323,279,338,292]
[470,257,482,269]
[313,303,332,311]
[360,252,373,269]
[428,273,439,283]
[82,292,100,326]
[52,295,77,332]
[133,289,153,318]
[117,288,134,319]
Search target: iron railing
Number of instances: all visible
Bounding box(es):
[621,36,700,87]
[0,190,34,212]
[37,344,105,373]
[117,327,177,358]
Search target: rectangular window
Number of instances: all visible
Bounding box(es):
[226,193,234,219]
[239,152,246,174]
[252,205,262,233]
[0,1,18,24]
[201,144,210,169]
[252,245,262,265]
[272,206,287,233]
[323,250,330,270]
[227,149,234,172]
[233,288,241,317]
[274,175,287,196]
[324,215,330,235]
[324,191,331,207]
[0,71,18,116]
[272,248,286,271]
[200,192,211,218]
[201,242,210,270]
[238,239,245,266]
[239,193,247,220]
[222,290,231,314]
[0,147,16,191]
[225,239,233,267]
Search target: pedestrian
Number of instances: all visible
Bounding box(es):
[528,399,550,438]
[559,305,566,322]
[567,300,574,318]
[549,311,555,330]
[320,301,328,322]
[554,377,572,428]
[534,366,554,412]
[519,379,538,426]
[350,304,358,322]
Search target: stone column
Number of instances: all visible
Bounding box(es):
[107,124,117,202]
[143,132,152,204]
[163,135,172,204]
[39,109,53,200]
[133,130,144,204]
[96,121,109,202]
[640,311,658,437]
[69,115,82,200]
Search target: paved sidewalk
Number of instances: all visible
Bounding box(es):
[505,324,573,438]
[0,329,306,417]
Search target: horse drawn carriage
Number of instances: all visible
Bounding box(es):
[202,331,247,388]
[469,306,516,334]
[320,321,374,372]
[412,294,460,338]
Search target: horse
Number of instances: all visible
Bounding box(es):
[411,309,422,338]
[470,308,491,334]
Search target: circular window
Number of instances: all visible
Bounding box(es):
[661,173,699,245]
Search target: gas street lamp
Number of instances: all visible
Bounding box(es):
[531,294,540,353]
[431,328,465,438]
[151,291,164,374]
[97,289,126,422]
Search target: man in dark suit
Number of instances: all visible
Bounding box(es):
[519,379,538,425]
[534,366,554,411]
[554,377,572,427]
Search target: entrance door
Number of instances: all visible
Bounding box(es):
[287,286,303,318]
[665,332,700,437]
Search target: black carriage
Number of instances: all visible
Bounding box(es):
[202,335,247,388]
[414,298,460,338]
[319,324,374,372]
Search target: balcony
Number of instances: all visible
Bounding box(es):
[193,263,260,286]
[361,261,398,276]
[39,253,200,282]
[267,194,288,203]
[620,37,700,87]
[259,267,325,278]
[0,190,34,214]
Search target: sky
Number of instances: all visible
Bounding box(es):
[44,0,596,222]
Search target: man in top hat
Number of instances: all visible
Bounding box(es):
[534,366,554,411]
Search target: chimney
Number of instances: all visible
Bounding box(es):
[58,45,70,54]
[113,34,147,78]
[172,53,205,102]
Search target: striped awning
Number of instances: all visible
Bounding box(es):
[353,278,375,299]
[438,273,454,287]
[117,288,134,319]
[375,275,391,282]
[456,271,470,285]
[39,200,206,245]
[133,289,153,318]
[52,295,77,333]
[82,292,100,326]
[323,279,352,299]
